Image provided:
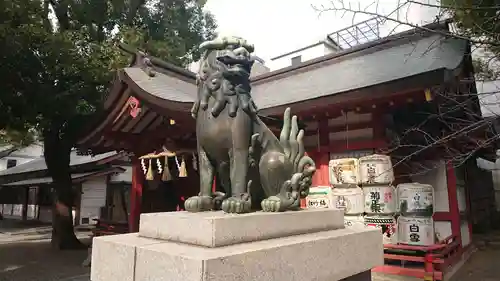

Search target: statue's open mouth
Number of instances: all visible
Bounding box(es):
[217,54,253,77]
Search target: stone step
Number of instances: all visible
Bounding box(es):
[139,208,344,247]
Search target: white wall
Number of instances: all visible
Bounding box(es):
[80,177,107,225]
[477,80,500,117]
[268,43,336,71]
[481,155,500,212]
[1,204,39,220]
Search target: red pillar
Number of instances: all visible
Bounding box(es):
[446,162,462,247]
[315,117,331,186]
[311,153,330,186]
[129,161,143,233]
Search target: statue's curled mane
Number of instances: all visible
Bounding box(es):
[190,37,258,118]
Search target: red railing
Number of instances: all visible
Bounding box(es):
[373,235,465,280]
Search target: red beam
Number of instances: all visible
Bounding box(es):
[372,265,443,280]
[311,139,387,153]
[261,85,427,117]
[446,162,462,247]
[304,121,373,135]
[384,254,425,263]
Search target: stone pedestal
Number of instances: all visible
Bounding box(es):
[91,209,383,281]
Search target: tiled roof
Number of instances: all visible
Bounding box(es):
[2,167,125,187]
[0,150,122,177]
[124,31,466,111]
[251,34,467,109]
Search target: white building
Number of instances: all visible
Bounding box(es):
[268,39,342,71]
[0,150,132,226]
[0,143,43,170]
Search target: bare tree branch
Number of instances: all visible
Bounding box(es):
[314,0,500,46]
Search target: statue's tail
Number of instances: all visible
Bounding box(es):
[279,108,316,199]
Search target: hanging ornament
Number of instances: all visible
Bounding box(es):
[175,156,181,170]
[146,159,154,181]
[156,158,163,175]
[162,156,172,182]
[192,152,198,171]
[140,158,147,175]
[179,156,188,178]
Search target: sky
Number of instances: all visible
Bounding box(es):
[204,0,439,62]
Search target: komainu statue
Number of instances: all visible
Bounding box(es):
[186,36,316,214]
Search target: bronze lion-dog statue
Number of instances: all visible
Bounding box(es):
[186,36,316,214]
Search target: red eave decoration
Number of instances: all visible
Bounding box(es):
[127,96,141,118]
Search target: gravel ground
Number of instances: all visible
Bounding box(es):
[0,239,91,281]
[0,219,91,281]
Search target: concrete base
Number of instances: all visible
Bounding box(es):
[91,209,383,281]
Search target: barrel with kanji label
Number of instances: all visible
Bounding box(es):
[364,215,398,244]
[344,214,366,229]
[358,154,394,185]
[329,158,359,186]
[363,185,397,215]
[306,186,334,209]
[398,216,435,246]
[397,183,434,217]
[331,186,364,215]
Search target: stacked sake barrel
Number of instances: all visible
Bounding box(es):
[358,154,398,244]
[397,183,435,246]
[329,158,365,229]
[305,186,335,209]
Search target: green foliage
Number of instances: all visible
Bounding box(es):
[441,0,500,79]
[126,0,217,66]
[0,0,216,247]
[0,0,216,141]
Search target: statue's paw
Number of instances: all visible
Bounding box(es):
[261,196,284,212]
[185,196,214,212]
[221,196,251,214]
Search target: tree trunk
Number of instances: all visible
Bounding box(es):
[43,131,84,250]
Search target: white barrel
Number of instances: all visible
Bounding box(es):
[332,186,364,215]
[364,215,398,244]
[344,215,366,229]
[398,216,435,246]
[397,183,434,217]
[363,185,397,215]
[359,154,394,185]
[306,186,334,209]
[329,158,359,186]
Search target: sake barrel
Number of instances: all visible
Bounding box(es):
[364,215,398,244]
[331,186,364,215]
[363,185,397,215]
[344,215,366,229]
[306,186,334,209]
[329,158,359,186]
[398,216,435,246]
[358,154,394,185]
[397,183,434,217]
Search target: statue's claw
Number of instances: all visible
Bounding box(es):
[261,196,288,212]
[221,196,251,214]
[185,196,214,212]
